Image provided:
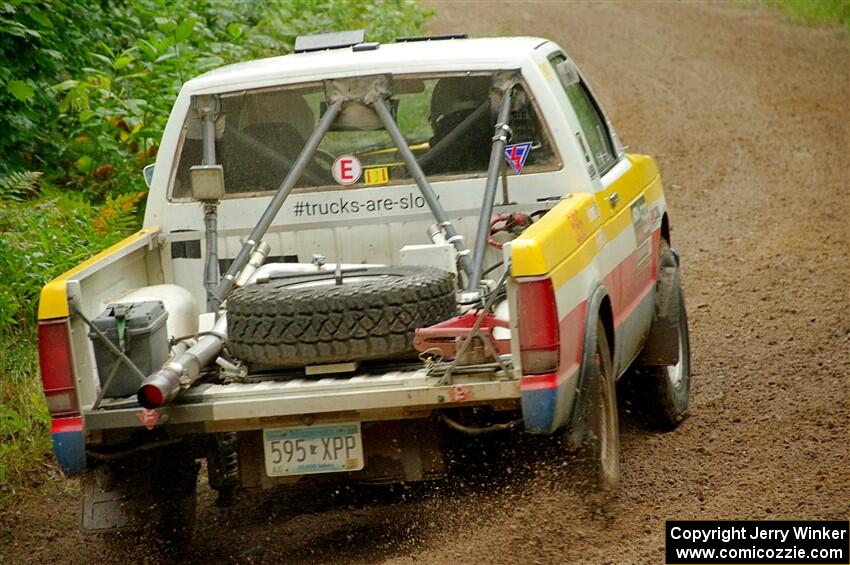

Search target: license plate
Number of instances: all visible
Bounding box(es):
[263,422,364,477]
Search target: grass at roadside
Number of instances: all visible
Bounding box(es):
[768,0,850,32]
[0,0,433,509]
[0,330,52,508]
[0,182,141,509]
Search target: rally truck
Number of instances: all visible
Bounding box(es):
[37,32,691,540]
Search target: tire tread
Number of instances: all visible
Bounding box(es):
[227,266,456,366]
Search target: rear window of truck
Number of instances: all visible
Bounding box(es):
[170,72,560,200]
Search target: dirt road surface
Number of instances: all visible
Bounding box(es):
[1,2,847,563]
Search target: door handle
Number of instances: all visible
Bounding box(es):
[606,192,620,208]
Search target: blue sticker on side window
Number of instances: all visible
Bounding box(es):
[504,142,533,174]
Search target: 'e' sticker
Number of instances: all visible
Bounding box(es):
[364,167,389,186]
[332,154,362,185]
[504,142,532,174]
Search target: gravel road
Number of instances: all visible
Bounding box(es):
[1,2,847,563]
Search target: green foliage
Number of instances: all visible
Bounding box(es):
[261,0,433,45]
[0,183,143,329]
[0,0,112,174]
[0,170,41,201]
[0,0,431,500]
[2,0,432,197]
[0,337,49,504]
[767,0,850,32]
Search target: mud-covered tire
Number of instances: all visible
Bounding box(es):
[100,446,198,553]
[226,266,457,367]
[574,319,621,492]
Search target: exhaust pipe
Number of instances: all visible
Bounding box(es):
[137,242,270,408]
[138,315,227,409]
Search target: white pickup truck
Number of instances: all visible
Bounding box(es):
[37,32,690,541]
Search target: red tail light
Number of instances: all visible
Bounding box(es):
[517,276,560,374]
[38,318,79,417]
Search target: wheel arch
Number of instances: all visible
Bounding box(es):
[597,292,615,364]
[661,212,671,244]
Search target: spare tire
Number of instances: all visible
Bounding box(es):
[226,266,457,367]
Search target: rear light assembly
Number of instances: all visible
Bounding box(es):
[516,276,560,374]
[38,318,79,417]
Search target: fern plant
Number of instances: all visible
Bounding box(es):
[91,191,145,236]
[0,171,42,201]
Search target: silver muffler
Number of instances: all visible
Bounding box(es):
[137,242,270,408]
[137,315,227,409]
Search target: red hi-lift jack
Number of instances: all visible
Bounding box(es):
[413,310,511,366]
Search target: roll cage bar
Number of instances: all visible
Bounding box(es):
[197,72,520,305]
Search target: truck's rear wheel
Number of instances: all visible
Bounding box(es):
[575,319,620,491]
[226,266,457,367]
[95,446,198,552]
[154,453,198,550]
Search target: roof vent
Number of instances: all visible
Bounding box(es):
[294,30,366,53]
[395,34,467,43]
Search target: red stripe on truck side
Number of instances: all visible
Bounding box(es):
[51,416,83,434]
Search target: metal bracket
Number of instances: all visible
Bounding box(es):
[325,74,392,105]
[191,94,222,121]
[423,271,511,384]
[491,123,513,143]
[492,71,521,93]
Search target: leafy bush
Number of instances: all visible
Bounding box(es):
[0,0,431,503]
[0,337,50,502]
[3,0,432,198]
[0,170,41,201]
[1,0,431,330]
[0,183,143,329]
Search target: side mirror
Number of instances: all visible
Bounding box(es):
[143,164,155,188]
[190,165,225,202]
[555,60,581,87]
